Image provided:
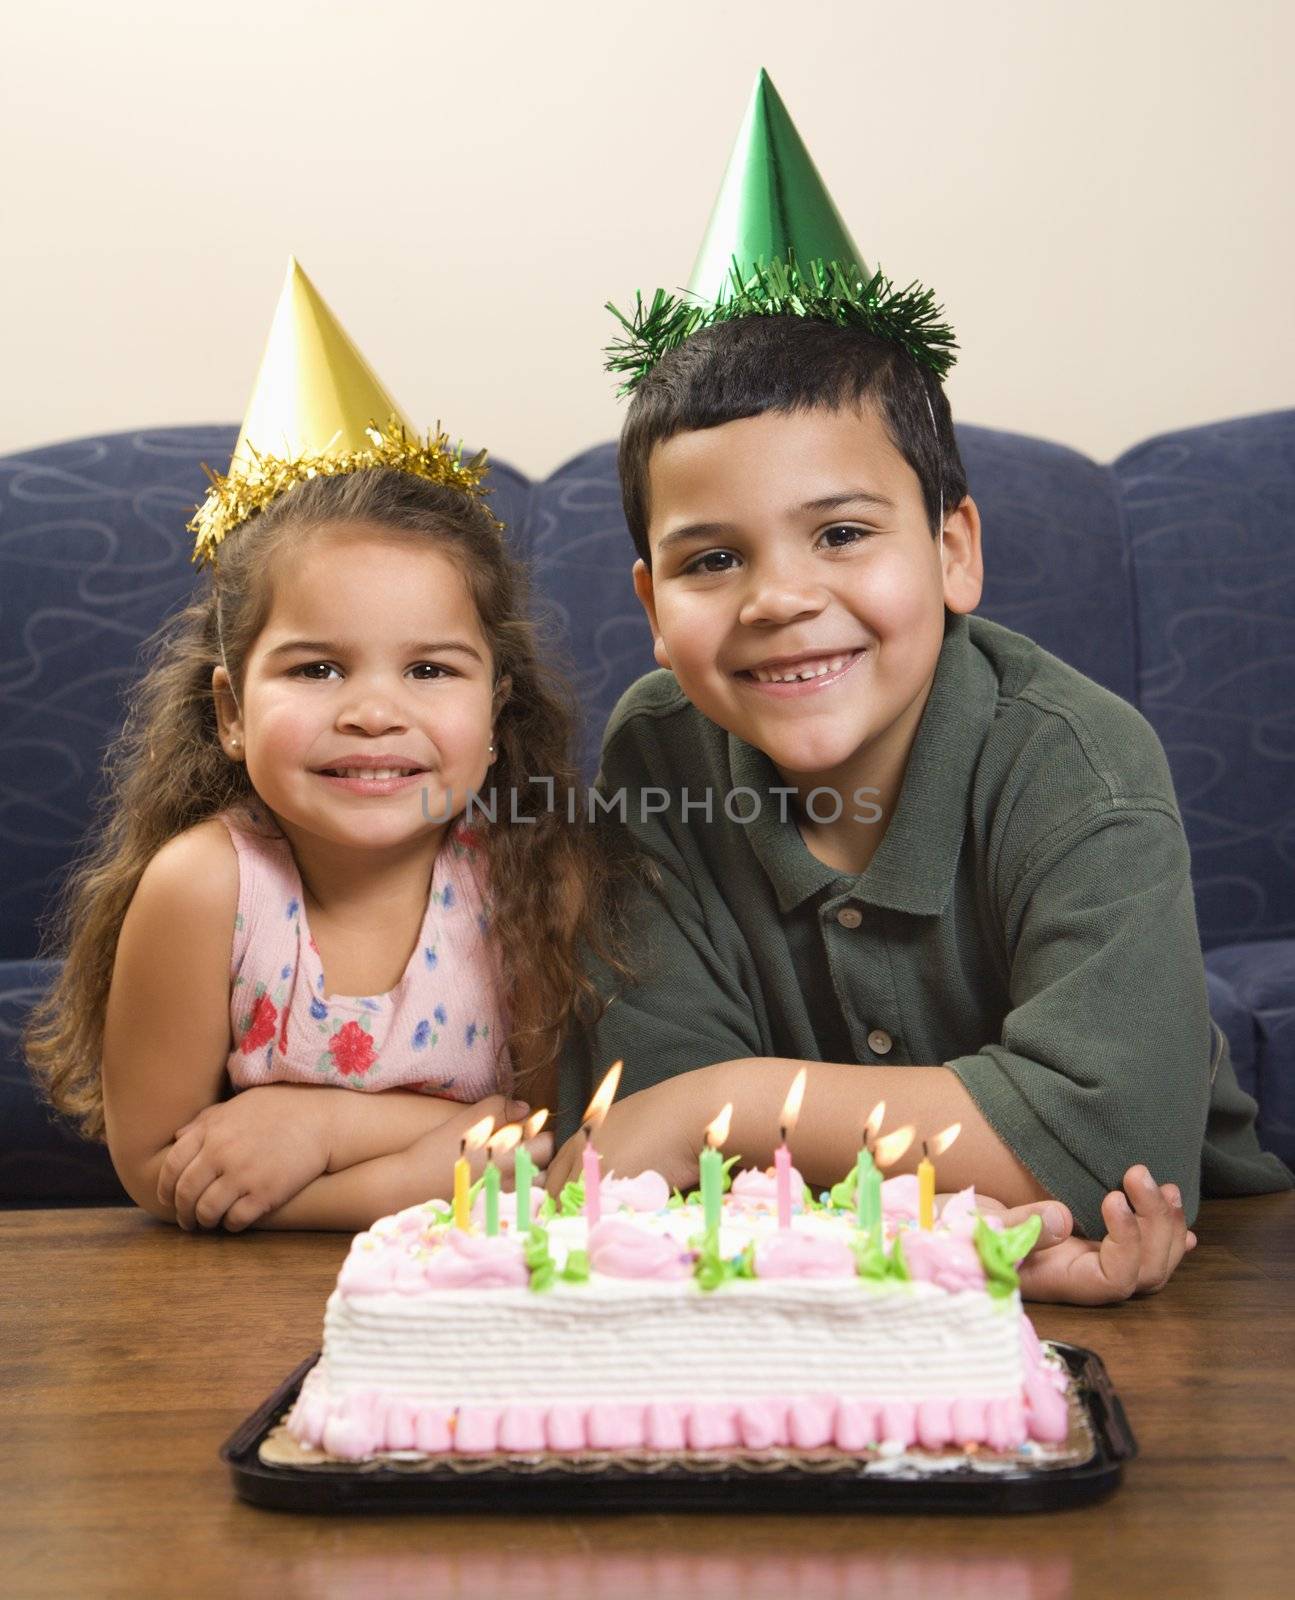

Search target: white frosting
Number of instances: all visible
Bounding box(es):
[312,1196,1023,1411]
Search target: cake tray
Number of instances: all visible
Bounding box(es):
[221,1341,1135,1514]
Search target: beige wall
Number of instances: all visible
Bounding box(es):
[5,0,1291,476]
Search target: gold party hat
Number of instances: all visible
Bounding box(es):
[189,258,491,566]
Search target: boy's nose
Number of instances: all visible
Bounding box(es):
[737,568,829,628]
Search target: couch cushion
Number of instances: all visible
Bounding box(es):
[1206,941,1295,1169]
[1117,410,1295,950]
[0,960,127,1205]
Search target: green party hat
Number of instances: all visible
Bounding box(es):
[606,69,956,394]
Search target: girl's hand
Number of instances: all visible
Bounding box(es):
[977,1165,1196,1304]
[405,1098,554,1189]
[158,1085,332,1233]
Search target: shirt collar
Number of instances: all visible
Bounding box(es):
[729,613,996,917]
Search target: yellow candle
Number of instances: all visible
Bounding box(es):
[918,1143,935,1230]
[453,1148,471,1231]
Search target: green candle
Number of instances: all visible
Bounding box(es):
[513,1143,535,1232]
[700,1103,732,1245]
[484,1159,501,1237]
[856,1146,882,1237]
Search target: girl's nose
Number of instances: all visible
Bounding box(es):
[737,562,829,628]
[338,684,409,735]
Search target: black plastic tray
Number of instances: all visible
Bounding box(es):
[221,1341,1135,1514]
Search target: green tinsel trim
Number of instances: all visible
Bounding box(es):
[605,254,958,394]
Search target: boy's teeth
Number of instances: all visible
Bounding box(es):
[750,654,850,684]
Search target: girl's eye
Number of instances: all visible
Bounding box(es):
[292,662,340,680]
[820,523,872,549]
[409,663,453,680]
[682,549,740,576]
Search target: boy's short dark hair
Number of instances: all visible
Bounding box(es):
[617,315,968,564]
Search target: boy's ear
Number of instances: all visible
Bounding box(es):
[211,666,245,760]
[940,495,985,616]
[631,559,672,670]
[492,673,513,717]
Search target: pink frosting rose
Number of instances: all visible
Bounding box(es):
[599,1170,672,1212]
[729,1165,806,1208]
[899,1230,986,1292]
[754,1231,855,1279]
[421,1228,528,1288]
[587,1218,693,1280]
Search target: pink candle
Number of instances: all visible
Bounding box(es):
[775,1067,808,1231]
[774,1142,793,1229]
[582,1132,603,1227]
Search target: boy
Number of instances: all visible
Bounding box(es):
[550,74,1290,1302]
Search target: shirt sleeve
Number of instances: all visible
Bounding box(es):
[947,802,1214,1238]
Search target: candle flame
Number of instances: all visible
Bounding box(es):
[864,1100,886,1143]
[488,1123,523,1158]
[873,1123,916,1169]
[779,1067,808,1139]
[523,1108,549,1140]
[460,1114,496,1155]
[705,1102,733,1149]
[928,1122,962,1159]
[581,1060,623,1132]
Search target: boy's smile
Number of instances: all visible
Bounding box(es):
[633,403,982,859]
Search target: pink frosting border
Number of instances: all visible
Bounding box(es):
[286,1319,1068,1461]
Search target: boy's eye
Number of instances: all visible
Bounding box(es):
[682,549,740,576]
[819,523,872,548]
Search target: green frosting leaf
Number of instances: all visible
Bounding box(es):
[557,1175,586,1218]
[667,1187,689,1210]
[973,1213,1042,1299]
[536,1192,557,1223]
[888,1234,910,1282]
[828,1169,858,1210]
[561,1248,590,1284]
[719,1153,742,1193]
[523,1225,557,1293]
[467,1174,486,1206]
[851,1228,889,1281]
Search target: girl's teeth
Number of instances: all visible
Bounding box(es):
[331,768,414,780]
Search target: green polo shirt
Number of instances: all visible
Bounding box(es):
[561,612,1290,1237]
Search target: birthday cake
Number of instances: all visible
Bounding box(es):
[284,1167,1072,1463]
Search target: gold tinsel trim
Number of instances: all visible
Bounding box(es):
[188,416,499,568]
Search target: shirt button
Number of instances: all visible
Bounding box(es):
[836,906,863,929]
[868,1029,893,1055]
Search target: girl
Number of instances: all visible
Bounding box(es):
[24,465,627,1231]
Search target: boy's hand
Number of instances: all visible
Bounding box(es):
[157,1084,332,1233]
[545,1081,706,1196]
[982,1165,1196,1304]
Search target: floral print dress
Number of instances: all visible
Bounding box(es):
[219,805,508,1101]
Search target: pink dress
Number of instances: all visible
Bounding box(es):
[218,804,508,1101]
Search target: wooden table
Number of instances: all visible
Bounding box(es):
[4,1195,1293,1599]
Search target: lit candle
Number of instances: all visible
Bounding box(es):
[775,1068,807,1229]
[512,1109,548,1232]
[919,1122,962,1231]
[700,1103,733,1244]
[485,1123,523,1237]
[872,1120,916,1238]
[855,1100,886,1235]
[453,1114,496,1231]
[579,1061,623,1228]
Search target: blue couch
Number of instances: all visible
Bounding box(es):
[3,413,1292,1204]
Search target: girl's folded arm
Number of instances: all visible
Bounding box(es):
[101,822,243,1222]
